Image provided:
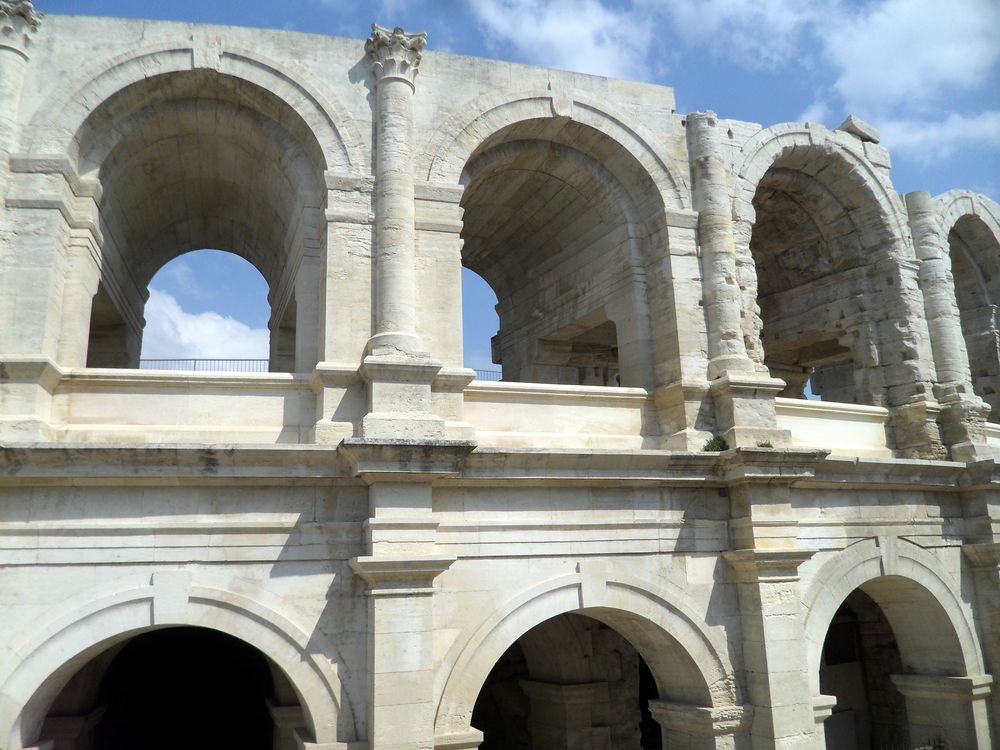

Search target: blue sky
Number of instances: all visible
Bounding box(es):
[38,0,1000,367]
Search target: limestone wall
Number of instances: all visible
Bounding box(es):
[2,7,1000,750]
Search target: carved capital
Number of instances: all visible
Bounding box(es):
[365,24,427,87]
[0,0,42,56]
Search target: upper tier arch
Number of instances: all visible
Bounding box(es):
[22,42,366,174]
[421,88,689,210]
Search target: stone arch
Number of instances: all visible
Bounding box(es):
[41,45,353,371]
[735,123,908,245]
[935,190,1000,249]
[23,43,364,173]
[935,190,1000,418]
[433,570,738,739]
[731,123,935,422]
[0,577,358,750]
[422,89,688,210]
[434,92,681,390]
[802,538,986,695]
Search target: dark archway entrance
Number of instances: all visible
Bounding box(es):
[471,613,662,749]
[41,627,286,750]
[819,589,909,749]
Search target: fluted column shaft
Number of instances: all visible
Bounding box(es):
[686,112,755,379]
[366,25,426,354]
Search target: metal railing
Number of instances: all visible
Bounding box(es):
[139,358,270,373]
[138,360,503,379]
[473,368,502,381]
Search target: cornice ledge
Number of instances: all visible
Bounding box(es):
[963,542,1000,568]
[719,447,828,485]
[809,454,965,490]
[350,554,455,594]
[724,547,817,582]
[959,458,1000,490]
[458,448,723,485]
[338,437,475,482]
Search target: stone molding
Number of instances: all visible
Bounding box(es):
[365,24,427,88]
[434,730,485,750]
[648,700,753,736]
[349,554,455,595]
[963,542,1000,568]
[890,673,993,701]
[338,437,475,482]
[724,548,817,583]
[811,694,838,724]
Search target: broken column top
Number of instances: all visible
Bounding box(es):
[837,114,880,144]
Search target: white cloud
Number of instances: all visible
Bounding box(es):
[142,289,269,359]
[798,99,832,125]
[468,0,651,80]
[880,110,1000,164]
[656,0,824,70]
[821,0,1000,118]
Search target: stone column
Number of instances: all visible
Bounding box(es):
[686,112,754,379]
[0,1,41,162]
[342,439,473,750]
[687,112,788,448]
[890,674,994,749]
[724,546,818,750]
[362,25,445,440]
[648,700,753,750]
[906,190,991,460]
[366,24,425,356]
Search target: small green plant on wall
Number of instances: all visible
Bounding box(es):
[703,435,729,451]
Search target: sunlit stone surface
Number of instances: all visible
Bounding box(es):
[2,4,1000,748]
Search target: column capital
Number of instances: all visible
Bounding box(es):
[0,0,43,57]
[366,24,427,87]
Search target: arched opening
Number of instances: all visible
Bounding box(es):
[462,266,501,379]
[471,613,662,749]
[36,626,304,750]
[819,589,908,749]
[138,249,271,371]
[747,150,895,405]
[816,576,982,749]
[458,119,667,388]
[947,214,1000,420]
[74,68,326,373]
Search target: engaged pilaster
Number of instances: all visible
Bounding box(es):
[342,438,473,750]
[724,548,818,749]
[906,190,992,461]
[964,541,1000,745]
[687,112,789,448]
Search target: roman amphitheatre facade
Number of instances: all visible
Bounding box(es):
[2,3,1000,749]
